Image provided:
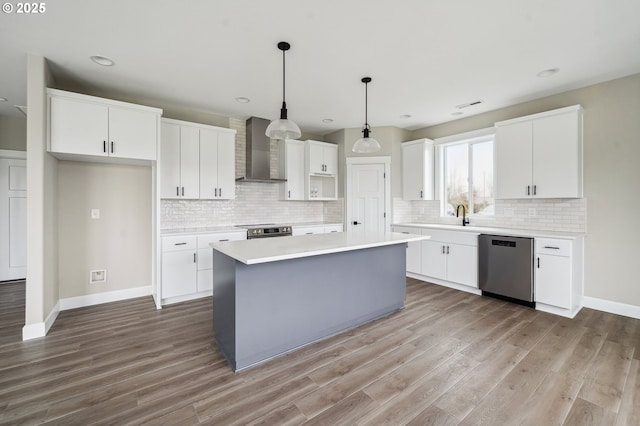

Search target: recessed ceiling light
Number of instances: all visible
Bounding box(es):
[90,55,115,66]
[537,68,560,78]
[235,97,250,103]
[400,114,412,119]
[451,111,464,116]
[0,97,7,102]
[322,118,334,123]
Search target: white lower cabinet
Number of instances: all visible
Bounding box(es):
[421,239,478,288]
[196,231,246,293]
[534,237,583,317]
[161,231,246,304]
[292,224,343,236]
[392,226,478,289]
[161,236,197,299]
[392,226,422,274]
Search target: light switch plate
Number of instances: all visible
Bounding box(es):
[91,209,100,219]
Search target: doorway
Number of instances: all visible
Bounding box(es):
[345,157,391,233]
[0,151,27,281]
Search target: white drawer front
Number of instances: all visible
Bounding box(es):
[422,229,478,246]
[162,236,196,252]
[392,226,422,236]
[198,232,246,248]
[324,225,343,233]
[536,238,571,256]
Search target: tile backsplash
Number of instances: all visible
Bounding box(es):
[392,198,586,233]
[161,183,330,229]
[160,117,344,230]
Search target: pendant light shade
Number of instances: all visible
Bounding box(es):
[266,42,301,140]
[352,77,381,153]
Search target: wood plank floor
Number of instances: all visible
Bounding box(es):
[1,278,639,425]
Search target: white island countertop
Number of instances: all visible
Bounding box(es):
[211,231,429,265]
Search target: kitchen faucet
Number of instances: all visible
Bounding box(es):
[456,204,470,226]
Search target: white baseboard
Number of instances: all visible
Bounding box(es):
[59,286,152,311]
[583,296,640,320]
[407,272,482,296]
[22,301,60,340]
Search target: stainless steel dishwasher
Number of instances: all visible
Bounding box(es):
[478,234,534,307]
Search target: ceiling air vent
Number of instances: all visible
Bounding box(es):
[455,100,483,109]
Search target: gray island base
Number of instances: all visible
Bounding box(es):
[213,240,408,372]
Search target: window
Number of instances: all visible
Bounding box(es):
[440,134,494,217]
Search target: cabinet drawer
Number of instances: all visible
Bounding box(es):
[392,226,422,236]
[197,232,246,248]
[535,238,570,256]
[324,225,343,233]
[162,236,196,252]
[423,229,478,246]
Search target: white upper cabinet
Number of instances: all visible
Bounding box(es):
[160,122,199,199]
[200,129,236,200]
[304,140,338,200]
[495,105,583,199]
[160,118,236,200]
[48,89,161,162]
[278,139,305,200]
[402,139,435,200]
[179,126,200,199]
[307,140,337,175]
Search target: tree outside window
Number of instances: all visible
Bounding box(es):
[442,137,494,217]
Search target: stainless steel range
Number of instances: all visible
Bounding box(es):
[236,224,292,239]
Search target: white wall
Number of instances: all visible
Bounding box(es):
[324,126,412,199]
[411,73,640,308]
[25,54,58,335]
[57,161,152,298]
[0,115,27,151]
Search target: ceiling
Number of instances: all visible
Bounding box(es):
[1,0,639,135]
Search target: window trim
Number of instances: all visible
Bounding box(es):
[434,127,495,218]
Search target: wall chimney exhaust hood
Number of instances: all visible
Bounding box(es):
[236,117,287,183]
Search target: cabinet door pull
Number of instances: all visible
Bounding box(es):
[288,190,291,199]
[174,242,187,246]
[537,257,540,268]
[533,185,537,195]
[181,187,184,196]
[420,190,423,199]
[219,239,229,242]
[219,188,222,197]
[103,141,106,153]
[442,245,445,254]
[446,245,450,254]
[110,141,114,153]
[214,188,218,197]
[527,185,531,196]
[193,253,197,263]
[543,246,560,250]
[176,186,179,196]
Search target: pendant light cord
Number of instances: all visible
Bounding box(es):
[364,80,368,127]
[282,48,286,103]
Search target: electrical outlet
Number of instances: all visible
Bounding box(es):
[528,208,536,217]
[420,207,425,214]
[91,209,100,219]
[89,269,107,284]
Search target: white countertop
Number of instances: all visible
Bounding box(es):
[211,231,429,265]
[392,223,584,240]
[161,222,343,236]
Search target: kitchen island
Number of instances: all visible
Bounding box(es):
[211,231,427,372]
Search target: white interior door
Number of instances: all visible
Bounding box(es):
[0,158,27,281]
[348,162,387,233]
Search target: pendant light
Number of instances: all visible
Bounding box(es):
[352,77,381,153]
[265,41,301,140]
